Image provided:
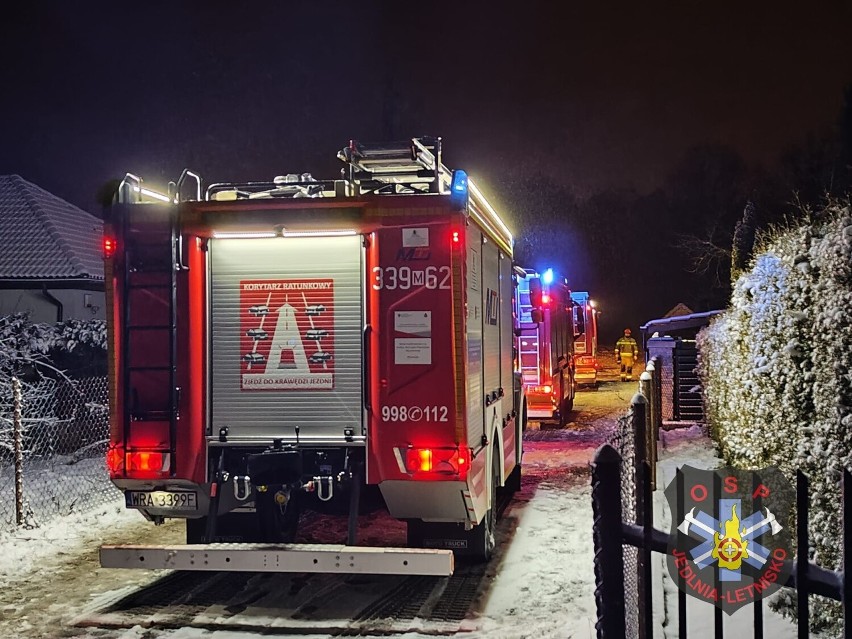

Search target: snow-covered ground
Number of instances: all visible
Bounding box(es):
[0,454,119,531]
[0,381,807,638]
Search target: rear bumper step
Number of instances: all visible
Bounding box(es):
[100,543,454,576]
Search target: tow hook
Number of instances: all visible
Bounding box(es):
[233,475,251,501]
[305,476,334,502]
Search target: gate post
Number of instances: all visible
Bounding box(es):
[13,376,24,526]
[632,393,649,491]
[646,357,662,450]
[632,393,653,639]
[591,444,626,638]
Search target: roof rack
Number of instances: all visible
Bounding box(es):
[205,174,347,201]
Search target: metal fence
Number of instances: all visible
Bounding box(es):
[601,391,654,639]
[594,360,852,638]
[0,375,119,532]
[605,406,641,638]
[593,442,852,638]
[596,358,662,639]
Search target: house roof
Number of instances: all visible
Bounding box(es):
[663,302,694,318]
[641,310,724,338]
[0,175,103,281]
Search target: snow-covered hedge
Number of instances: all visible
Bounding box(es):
[0,313,107,379]
[698,200,852,632]
[0,314,108,460]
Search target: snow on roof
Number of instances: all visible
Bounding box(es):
[0,175,103,281]
[641,309,724,336]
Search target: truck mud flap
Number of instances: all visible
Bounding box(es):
[407,521,481,556]
[100,543,454,576]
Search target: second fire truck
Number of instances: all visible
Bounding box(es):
[513,268,577,427]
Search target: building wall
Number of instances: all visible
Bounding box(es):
[0,288,105,323]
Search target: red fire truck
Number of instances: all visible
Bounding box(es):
[570,291,599,387]
[99,138,523,575]
[513,268,576,427]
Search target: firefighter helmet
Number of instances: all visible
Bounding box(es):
[624,328,631,336]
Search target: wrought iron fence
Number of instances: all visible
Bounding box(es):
[606,406,640,638]
[0,375,119,532]
[602,392,654,639]
[593,396,852,638]
[597,361,661,639]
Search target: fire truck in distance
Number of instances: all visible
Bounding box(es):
[570,291,599,387]
[513,268,577,427]
[100,138,525,576]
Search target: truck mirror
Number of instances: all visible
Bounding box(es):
[529,278,542,309]
[531,309,544,324]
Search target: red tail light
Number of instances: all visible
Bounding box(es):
[541,294,551,305]
[403,446,468,479]
[125,450,171,477]
[103,236,117,258]
[408,448,433,472]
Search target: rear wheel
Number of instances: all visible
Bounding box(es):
[563,371,575,412]
[557,372,574,428]
[469,445,500,562]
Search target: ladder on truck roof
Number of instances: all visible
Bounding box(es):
[202,137,452,200]
[339,136,453,196]
[341,137,515,254]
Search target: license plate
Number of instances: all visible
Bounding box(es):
[126,490,197,511]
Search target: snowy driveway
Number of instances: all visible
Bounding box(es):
[0,382,636,639]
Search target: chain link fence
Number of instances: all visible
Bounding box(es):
[0,375,119,532]
[607,406,639,638]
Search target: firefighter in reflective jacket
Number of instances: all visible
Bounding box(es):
[615,328,639,381]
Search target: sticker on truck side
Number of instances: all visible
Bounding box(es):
[371,266,451,290]
[381,405,449,422]
[394,311,432,337]
[239,279,335,390]
[394,338,432,365]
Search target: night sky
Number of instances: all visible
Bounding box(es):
[2,3,851,340]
